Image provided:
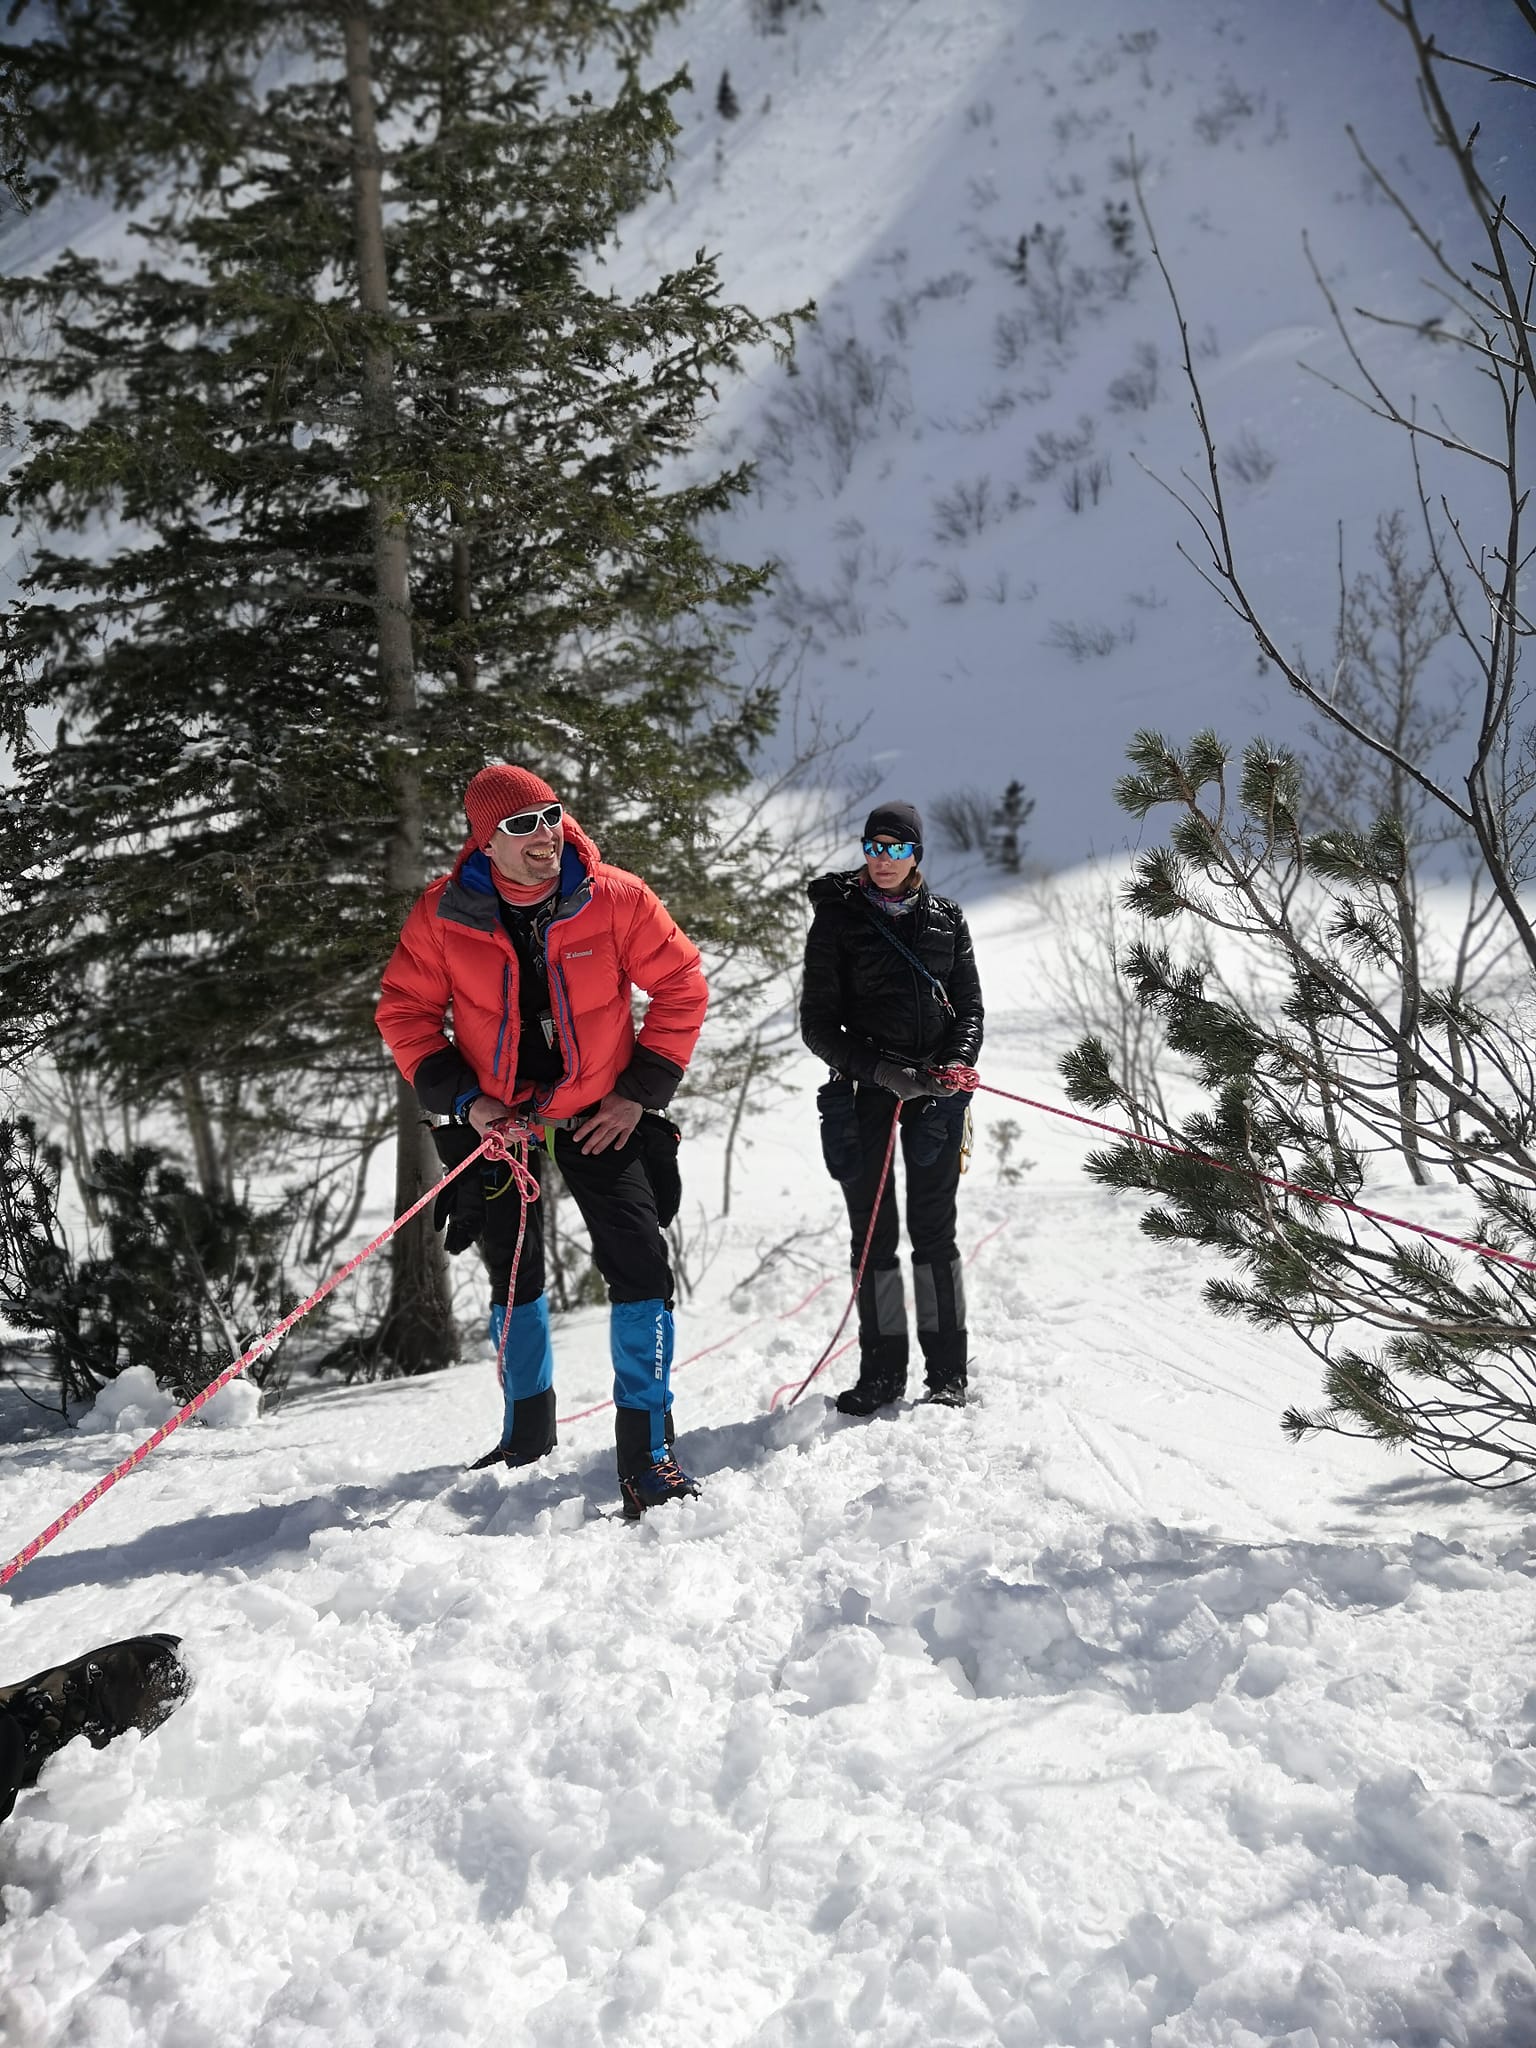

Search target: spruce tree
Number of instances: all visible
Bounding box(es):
[717,71,740,120]
[0,1,800,1373]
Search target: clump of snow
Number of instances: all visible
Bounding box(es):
[70,1363,259,1439]
[196,1373,262,1432]
[73,1364,179,1438]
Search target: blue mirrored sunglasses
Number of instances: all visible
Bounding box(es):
[496,802,563,836]
[863,836,915,860]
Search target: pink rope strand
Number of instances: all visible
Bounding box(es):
[0,1127,515,1589]
[944,1070,1536,1275]
[766,1217,1007,1411]
[488,1127,543,1393]
[776,1102,903,1410]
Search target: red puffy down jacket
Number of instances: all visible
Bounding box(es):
[376,817,707,1120]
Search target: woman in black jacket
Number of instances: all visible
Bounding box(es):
[800,801,984,1413]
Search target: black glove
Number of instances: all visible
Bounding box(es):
[872,1059,931,1102]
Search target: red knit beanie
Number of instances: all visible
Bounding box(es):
[463,764,559,849]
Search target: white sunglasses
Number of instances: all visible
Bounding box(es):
[495,803,563,836]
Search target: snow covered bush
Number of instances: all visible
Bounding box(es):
[0,1118,297,1410]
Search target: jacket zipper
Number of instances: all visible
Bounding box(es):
[538,956,579,1107]
[533,922,583,1111]
[492,959,512,1080]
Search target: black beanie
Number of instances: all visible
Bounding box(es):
[864,801,923,858]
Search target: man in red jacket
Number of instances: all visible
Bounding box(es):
[377,764,709,1516]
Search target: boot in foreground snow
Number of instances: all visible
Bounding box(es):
[0,1634,188,1814]
[620,1455,702,1519]
[835,1368,906,1416]
[922,1377,967,1409]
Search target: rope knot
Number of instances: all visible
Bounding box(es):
[483,1118,542,1204]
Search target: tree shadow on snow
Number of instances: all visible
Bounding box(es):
[1324,1466,1536,1553]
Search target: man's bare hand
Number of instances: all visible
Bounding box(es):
[468,1095,517,1136]
[577,1092,644,1155]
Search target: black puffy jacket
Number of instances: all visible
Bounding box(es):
[799,870,984,1082]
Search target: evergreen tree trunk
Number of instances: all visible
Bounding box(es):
[451,528,476,693]
[180,1073,225,1206]
[344,3,452,1371]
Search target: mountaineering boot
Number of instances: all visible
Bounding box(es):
[620,1455,701,1520]
[835,1333,908,1416]
[843,1264,907,1415]
[473,1296,557,1469]
[0,1634,189,1809]
[614,1400,699,1519]
[610,1299,699,1512]
[835,1369,906,1416]
[918,1331,969,1409]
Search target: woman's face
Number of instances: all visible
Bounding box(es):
[863,836,917,891]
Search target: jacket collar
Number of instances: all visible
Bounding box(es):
[439,839,594,934]
[808,867,929,913]
[456,843,588,902]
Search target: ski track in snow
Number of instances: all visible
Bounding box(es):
[6,888,1536,2046]
[7,0,1536,2041]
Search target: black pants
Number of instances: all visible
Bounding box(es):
[842,1082,969,1388]
[484,1125,672,1309]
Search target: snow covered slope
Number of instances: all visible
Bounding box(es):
[5,884,1536,2046]
[617,0,1534,871]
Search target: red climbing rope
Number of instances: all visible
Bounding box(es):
[776,1101,903,1409]
[943,1068,1536,1278]
[488,1124,543,1391]
[10,1061,1530,1588]
[0,1123,528,1590]
[557,1273,837,1426]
